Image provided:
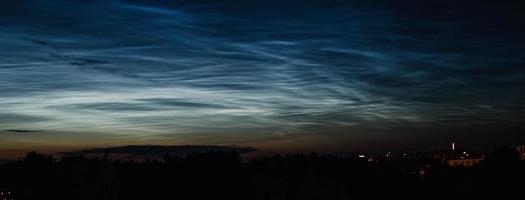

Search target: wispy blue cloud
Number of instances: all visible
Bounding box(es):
[1,0,524,154]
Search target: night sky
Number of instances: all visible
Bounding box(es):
[1,0,525,158]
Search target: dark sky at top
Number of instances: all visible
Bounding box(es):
[1,0,524,158]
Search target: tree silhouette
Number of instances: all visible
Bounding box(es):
[0,147,523,200]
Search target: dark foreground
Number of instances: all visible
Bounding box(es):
[0,147,523,200]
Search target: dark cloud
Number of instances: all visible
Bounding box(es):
[51,102,161,112]
[137,98,231,109]
[1,129,44,133]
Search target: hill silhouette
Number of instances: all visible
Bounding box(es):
[60,145,257,158]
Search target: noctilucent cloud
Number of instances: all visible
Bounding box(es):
[1,0,525,157]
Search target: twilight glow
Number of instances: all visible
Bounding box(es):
[1,0,524,158]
